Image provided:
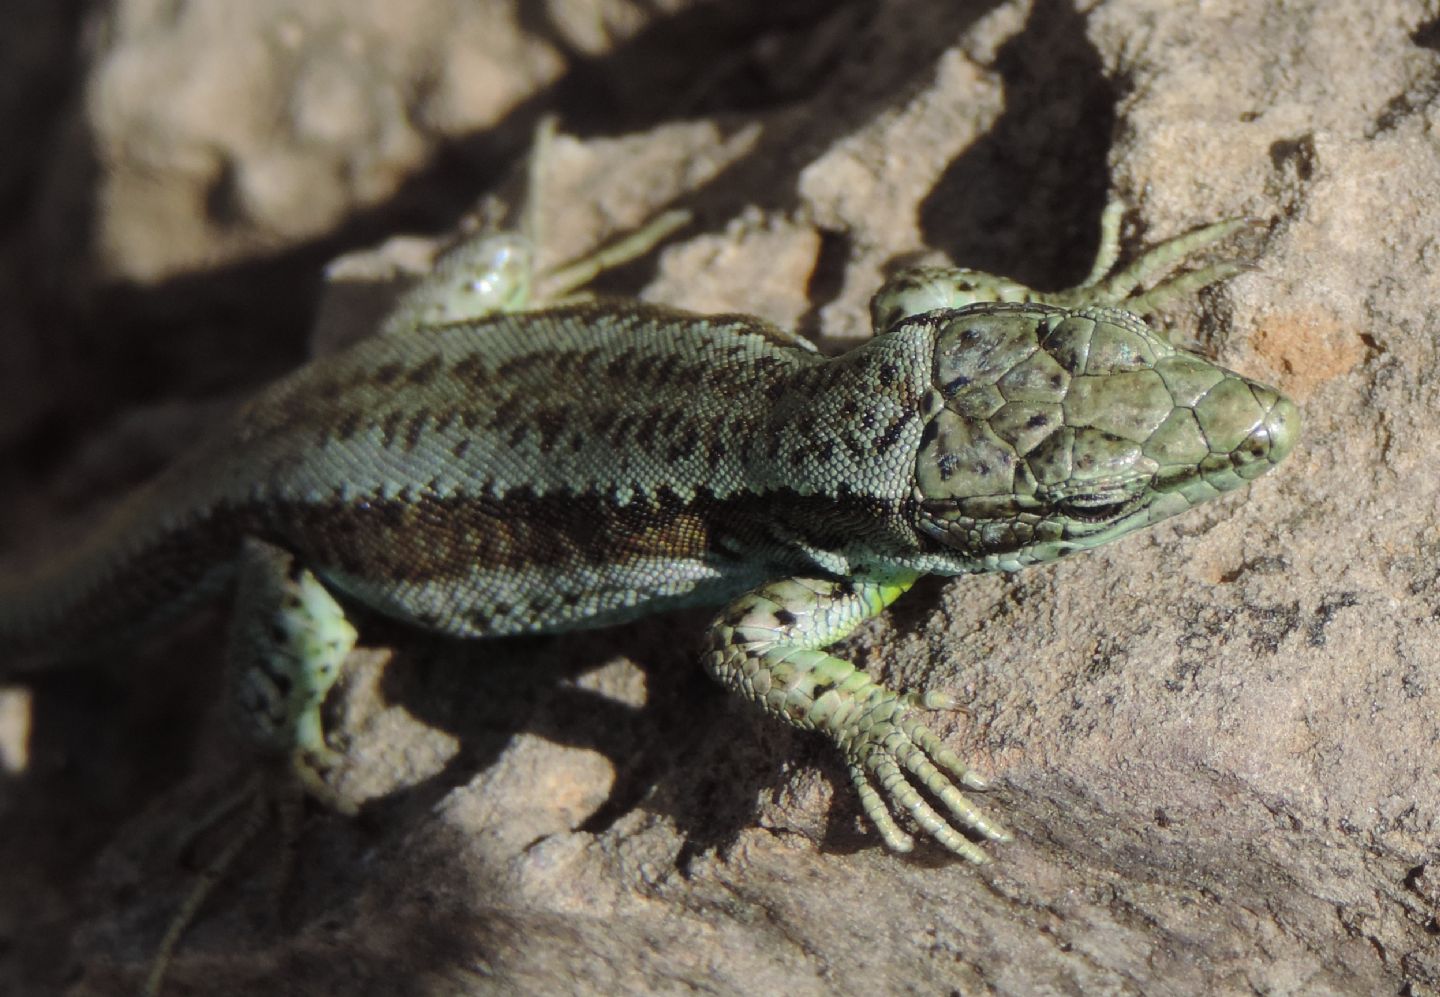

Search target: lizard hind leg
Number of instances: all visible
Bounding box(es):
[143,538,358,995]
[226,538,357,793]
[536,206,692,304]
[376,229,540,335]
[521,114,692,304]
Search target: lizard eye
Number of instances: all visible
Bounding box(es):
[1051,491,1144,524]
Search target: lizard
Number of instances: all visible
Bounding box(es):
[0,123,1298,992]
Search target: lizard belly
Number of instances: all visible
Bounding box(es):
[268,488,766,637]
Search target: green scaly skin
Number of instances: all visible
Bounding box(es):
[0,161,1297,991]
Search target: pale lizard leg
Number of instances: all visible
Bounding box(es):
[376,118,555,333]
[376,231,539,335]
[870,201,1257,332]
[224,539,357,803]
[522,112,691,302]
[703,574,1011,859]
[1075,198,1126,287]
[144,538,356,996]
[381,115,690,334]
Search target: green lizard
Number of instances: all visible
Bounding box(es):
[0,129,1297,992]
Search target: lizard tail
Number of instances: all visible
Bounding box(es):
[0,482,241,671]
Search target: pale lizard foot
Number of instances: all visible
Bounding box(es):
[141,766,307,997]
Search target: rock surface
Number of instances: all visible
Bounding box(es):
[2,0,1438,994]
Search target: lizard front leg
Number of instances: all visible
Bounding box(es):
[870,200,1256,333]
[380,116,690,336]
[703,574,1011,860]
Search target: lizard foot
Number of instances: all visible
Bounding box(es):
[834,685,1012,861]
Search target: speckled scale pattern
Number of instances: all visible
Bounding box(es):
[0,301,943,649]
[241,302,947,637]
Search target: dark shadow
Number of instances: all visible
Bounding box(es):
[1411,15,1440,51]
[1368,21,1440,136]
[369,603,772,859]
[916,0,1117,288]
[0,615,229,993]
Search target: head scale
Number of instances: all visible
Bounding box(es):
[911,303,1297,571]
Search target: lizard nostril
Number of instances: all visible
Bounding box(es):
[1230,392,1298,479]
[1258,395,1300,465]
[1249,391,1307,466]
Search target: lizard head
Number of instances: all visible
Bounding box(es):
[910,303,1297,572]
